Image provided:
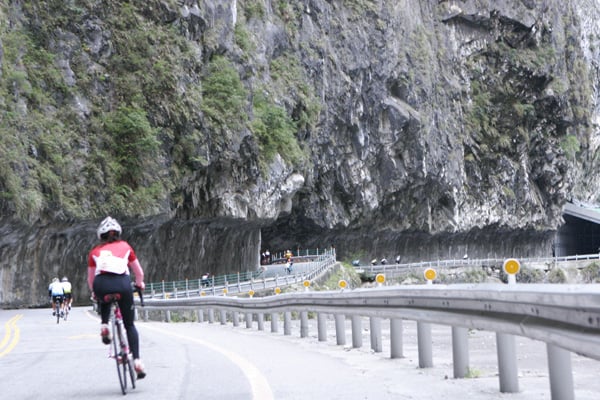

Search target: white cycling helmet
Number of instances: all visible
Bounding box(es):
[97,216,122,239]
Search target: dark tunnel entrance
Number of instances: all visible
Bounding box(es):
[555,203,600,257]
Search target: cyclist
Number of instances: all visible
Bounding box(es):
[48,277,65,316]
[61,276,73,310]
[87,216,147,379]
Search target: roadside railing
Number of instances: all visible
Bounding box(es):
[138,283,600,399]
[357,253,600,278]
[145,248,337,299]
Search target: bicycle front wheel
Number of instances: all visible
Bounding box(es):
[113,321,128,394]
[126,355,136,389]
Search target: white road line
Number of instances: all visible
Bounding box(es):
[140,323,274,400]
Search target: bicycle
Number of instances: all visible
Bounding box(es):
[62,301,69,321]
[103,288,144,395]
[54,296,64,324]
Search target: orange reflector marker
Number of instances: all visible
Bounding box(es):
[338,279,347,289]
[222,288,228,295]
[424,268,437,281]
[274,287,281,295]
[303,280,310,288]
[503,258,521,275]
[200,291,206,296]
[375,274,385,284]
[248,289,255,298]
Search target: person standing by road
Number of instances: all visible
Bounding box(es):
[87,216,147,379]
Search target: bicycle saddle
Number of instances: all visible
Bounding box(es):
[103,293,122,303]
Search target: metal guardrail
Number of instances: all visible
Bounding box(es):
[145,249,337,299]
[357,253,600,277]
[137,283,600,399]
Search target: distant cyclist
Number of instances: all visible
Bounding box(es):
[48,277,65,317]
[87,216,147,379]
[61,277,73,310]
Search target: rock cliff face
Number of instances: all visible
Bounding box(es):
[1,0,599,307]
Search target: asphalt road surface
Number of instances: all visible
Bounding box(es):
[1,307,599,399]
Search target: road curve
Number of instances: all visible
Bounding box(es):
[1,307,600,399]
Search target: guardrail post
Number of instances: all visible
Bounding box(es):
[284,311,292,335]
[496,332,519,393]
[351,316,362,348]
[197,309,204,323]
[208,309,214,323]
[300,311,309,338]
[370,317,382,352]
[547,344,574,400]
[245,313,253,328]
[165,310,171,323]
[143,309,149,322]
[335,314,346,345]
[257,313,264,331]
[317,313,327,342]
[271,312,279,333]
[390,318,403,358]
[452,326,469,378]
[417,321,433,367]
[220,310,227,325]
[232,311,240,327]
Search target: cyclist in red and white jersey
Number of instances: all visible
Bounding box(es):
[87,216,147,379]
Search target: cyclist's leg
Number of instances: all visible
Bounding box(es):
[116,279,140,359]
[93,274,114,324]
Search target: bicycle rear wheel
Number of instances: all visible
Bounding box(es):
[55,300,60,324]
[113,321,128,394]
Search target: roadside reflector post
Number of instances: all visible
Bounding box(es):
[416,268,436,367]
[424,268,437,284]
[503,259,520,285]
[497,258,520,393]
[303,280,310,291]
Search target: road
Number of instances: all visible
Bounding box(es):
[1,307,599,399]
